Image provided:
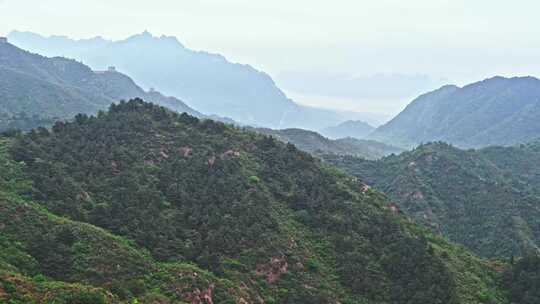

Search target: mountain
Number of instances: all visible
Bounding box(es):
[257,127,403,159]
[0,99,513,303]
[0,40,201,131]
[369,76,540,148]
[325,141,540,258]
[8,31,351,130]
[320,120,375,139]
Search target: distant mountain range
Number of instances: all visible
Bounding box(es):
[325,140,540,258]
[257,127,402,159]
[320,120,375,139]
[0,39,396,160]
[370,76,540,148]
[0,40,201,130]
[8,31,364,130]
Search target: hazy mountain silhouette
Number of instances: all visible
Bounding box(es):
[0,39,200,127]
[320,120,375,139]
[9,31,357,130]
[370,76,540,148]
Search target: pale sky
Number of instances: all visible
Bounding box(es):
[2,0,540,115]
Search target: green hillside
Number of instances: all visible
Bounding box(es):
[0,99,514,303]
[0,136,257,303]
[325,142,540,258]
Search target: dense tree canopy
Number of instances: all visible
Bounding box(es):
[0,99,529,303]
[325,142,540,258]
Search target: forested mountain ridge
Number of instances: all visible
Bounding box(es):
[0,99,514,303]
[325,141,540,258]
[8,31,363,130]
[369,76,540,148]
[0,41,201,131]
[256,127,403,159]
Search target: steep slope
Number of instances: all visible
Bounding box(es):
[320,120,375,140]
[502,254,540,303]
[8,31,349,130]
[481,140,540,196]
[2,99,509,303]
[325,142,540,258]
[0,40,201,131]
[370,77,540,148]
[0,196,254,304]
[0,137,254,303]
[256,128,403,159]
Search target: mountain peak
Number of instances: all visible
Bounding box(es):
[438,84,460,91]
[459,75,540,93]
[125,31,154,41]
[370,75,540,148]
[485,75,538,82]
[123,31,184,47]
[320,120,375,140]
[475,75,540,86]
